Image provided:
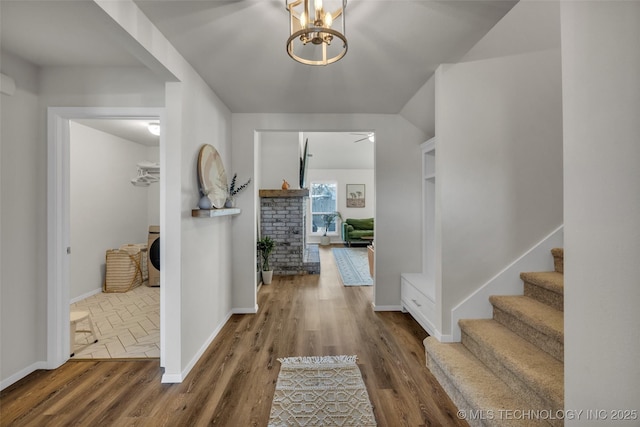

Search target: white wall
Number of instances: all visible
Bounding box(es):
[231,114,424,311]
[146,146,160,226]
[400,75,434,139]
[434,0,563,335]
[561,1,640,419]
[307,168,374,244]
[460,0,560,63]
[1,51,45,385]
[69,122,155,299]
[94,0,235,381]
[260,132,299,189]
[1,0,236,387]
[0,50,165,389]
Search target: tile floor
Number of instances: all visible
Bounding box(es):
[70,285,160,359]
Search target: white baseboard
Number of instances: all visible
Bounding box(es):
[162,310,234,383]
[431,330,454,343]
[420,316,454,343]
[160,372,183,383]
[232,305,258,314]
[70,287,102,304]
[450,225,563,341]
[372,304,403,312]
[1,361,48,391]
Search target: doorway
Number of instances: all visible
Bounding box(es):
[68,118,160,358]
[255,130,375,284]
[47,107,165,369]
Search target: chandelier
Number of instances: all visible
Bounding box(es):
[286,0,347,66]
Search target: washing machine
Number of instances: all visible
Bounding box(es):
[147,225,160,287]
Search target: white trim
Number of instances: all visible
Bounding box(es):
[0,361,48,391]
[0,73,16,96]
[372,304,403,312]
[415,315,453,342]
[47,111,71,369]
[232,305,259,314]
[162,310,233,383]
[70,288,102,304]
[47,107,165,370]
[450,225,564,341]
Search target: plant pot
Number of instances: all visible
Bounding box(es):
[261,270,273,285]
[224,196,236,208]
[320,235,330,246]
[198,195,212,209]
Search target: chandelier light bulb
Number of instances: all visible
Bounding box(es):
[315,0,323,13]
[325,12,332,27]
[300,11,306,28]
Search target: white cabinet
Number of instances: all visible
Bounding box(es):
[401,138,440,337]
[422,139,436,281]
[401,273,437,336]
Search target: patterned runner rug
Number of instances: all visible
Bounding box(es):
[268,355,377,427]
[332,248,373,286]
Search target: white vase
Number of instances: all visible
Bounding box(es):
[320,235,330,246]
[262,270,273,285]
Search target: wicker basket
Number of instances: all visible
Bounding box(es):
[103,249,143,293]
[119,243,148,282]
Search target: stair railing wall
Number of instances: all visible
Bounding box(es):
[449,225,564,342]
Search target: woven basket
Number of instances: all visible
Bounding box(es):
[119,243,148,282]
[104,249,142,293]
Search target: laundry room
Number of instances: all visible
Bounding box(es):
[67,118,160,359]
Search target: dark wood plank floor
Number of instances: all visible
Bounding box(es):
[1,246,467,427]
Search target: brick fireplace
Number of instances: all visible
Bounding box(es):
[259,189,320,275]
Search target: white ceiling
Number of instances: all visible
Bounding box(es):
[0,1,141,67]
[304,131,374,169]
[73,119,160,146]
[1,0,517,114]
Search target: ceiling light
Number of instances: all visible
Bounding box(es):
[148,122,160,136]
[286,0,347,66]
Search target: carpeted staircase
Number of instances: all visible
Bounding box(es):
[424,248,564,427]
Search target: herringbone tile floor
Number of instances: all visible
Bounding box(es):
[70,285,160,359]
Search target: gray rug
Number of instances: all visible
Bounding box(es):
[332,248,373,286]
[268,355,377,426]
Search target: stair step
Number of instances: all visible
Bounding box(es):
[459,319,564,420]
[424,337,553,427]
[520,271,564,311]
[490,295,564,362]
[550,248,563,274]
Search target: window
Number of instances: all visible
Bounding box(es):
[310,182,338,234]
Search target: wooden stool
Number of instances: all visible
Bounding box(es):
[70,311,98,357]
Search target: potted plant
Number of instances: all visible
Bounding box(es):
[320,212,342,246]
[257,235,276,284]
[226,173,251,208]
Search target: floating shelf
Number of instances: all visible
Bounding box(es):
[192,208,241,218]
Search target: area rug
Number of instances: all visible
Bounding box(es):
[268,355,377,427]
[332,248,373,286]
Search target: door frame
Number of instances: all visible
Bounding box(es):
[46,106,165,368]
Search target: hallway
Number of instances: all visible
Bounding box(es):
[1,246,466,426]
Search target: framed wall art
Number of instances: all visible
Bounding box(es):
[346,184,365,208]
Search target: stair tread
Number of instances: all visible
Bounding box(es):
[459,319,564,407]
[490,295,564,343]
[550,248,563,257]
[520,271,564,295]
[424,337,552,426]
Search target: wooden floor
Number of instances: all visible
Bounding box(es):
[1,246,467,427]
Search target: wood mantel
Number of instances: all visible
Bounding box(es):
[259,189,309,198]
